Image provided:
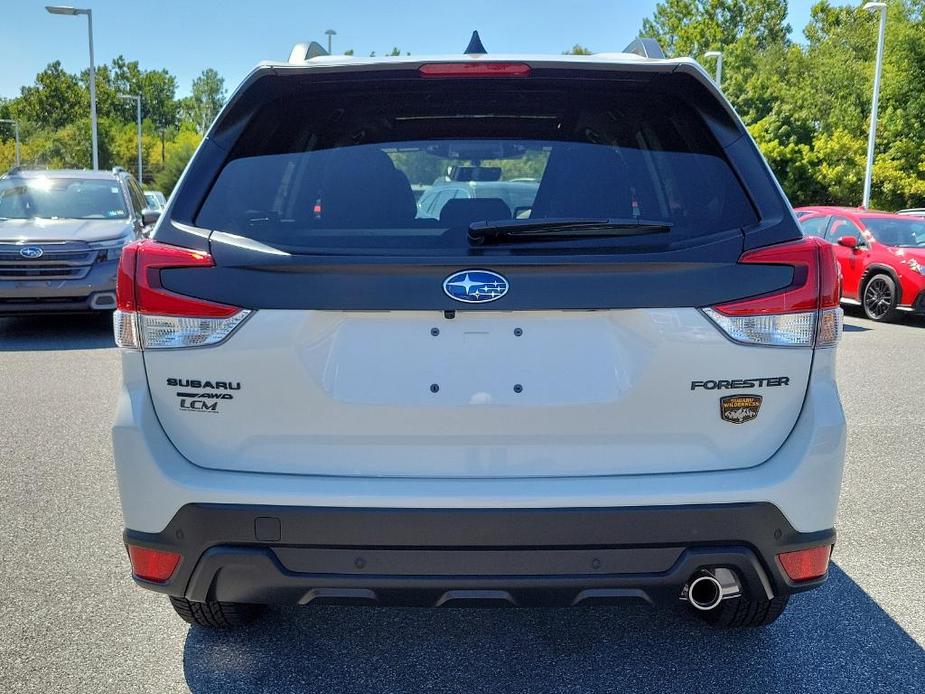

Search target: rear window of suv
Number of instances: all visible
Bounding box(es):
[195,78,757,254]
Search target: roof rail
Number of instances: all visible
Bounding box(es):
[111,166,127,174]
[623,37,666,59]
[289,41,329,63]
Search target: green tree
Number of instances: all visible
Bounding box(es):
[641,0,925,210]
[110,56,179,135]
[108,56,179,169]
[388,152,447,185]
[564,44,593,55]
[180,68,226,134]
[641,0,790,56]
[153,126,201,195]
[31,117,115,170]
[13,61,84,130]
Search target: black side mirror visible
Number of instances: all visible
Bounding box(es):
[141,208,161,226]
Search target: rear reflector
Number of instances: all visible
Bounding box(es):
[127,545,181,583]
[703,237,843,348]
[419,62,531,78]
[114,240,250,350]
[778,545,832,582]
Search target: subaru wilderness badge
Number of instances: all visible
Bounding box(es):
[443,270,509,303]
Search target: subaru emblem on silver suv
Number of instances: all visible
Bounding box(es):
[443,270,509,303]
[20,246,44,259]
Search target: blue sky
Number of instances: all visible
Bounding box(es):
[2,0,848,99]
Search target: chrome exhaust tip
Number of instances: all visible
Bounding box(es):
[681,568,741,611]
[687,574,724,611]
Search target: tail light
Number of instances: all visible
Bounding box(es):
[113,240,250,350]
[703,237,842,348]
[778,545,832,582]
[126,544,181,583]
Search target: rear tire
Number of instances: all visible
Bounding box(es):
[692,594,790,628]
[168,596,265,628]
[862,274,899,322]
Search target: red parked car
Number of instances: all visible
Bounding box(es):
[795,206,925,322]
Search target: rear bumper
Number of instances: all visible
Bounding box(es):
[125,503,834,607]
[0,259,118,314]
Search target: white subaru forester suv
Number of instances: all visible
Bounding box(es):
[112,37,846,629]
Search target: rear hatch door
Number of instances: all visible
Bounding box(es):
[142,60,813,478]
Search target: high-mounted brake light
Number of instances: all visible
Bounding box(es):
[703,237,842,348]
[419,62,531,78]
[114,240,250,350]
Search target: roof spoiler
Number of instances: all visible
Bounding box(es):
[288,41,329,63]
[623,37,666,59]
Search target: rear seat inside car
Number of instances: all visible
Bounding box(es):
[439,198,512,229]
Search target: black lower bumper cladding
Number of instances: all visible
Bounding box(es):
[125,503,834,608]
[912,290,925,314]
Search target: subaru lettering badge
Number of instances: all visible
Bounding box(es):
[443,269,509,304]
[20,246,43,259]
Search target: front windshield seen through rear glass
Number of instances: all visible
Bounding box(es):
[864,217,925,247]
[0,177,129,220]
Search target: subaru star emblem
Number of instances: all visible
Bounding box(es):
[443,269,509,304]
[20,246,43,259]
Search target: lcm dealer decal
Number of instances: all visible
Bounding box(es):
[167,378,240,413]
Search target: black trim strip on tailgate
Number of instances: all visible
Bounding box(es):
[157,225,793,311]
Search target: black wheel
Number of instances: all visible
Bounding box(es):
[862,274,899,322]
[169,596,265,628]
[691,594,790,628]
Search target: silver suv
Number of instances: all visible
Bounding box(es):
[112,39,846,630]
[0,167,158,314]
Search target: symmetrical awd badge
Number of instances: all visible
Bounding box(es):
[720,395,763,424]
[443,270,508,303]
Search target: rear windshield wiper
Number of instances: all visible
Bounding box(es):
[468,218,672,245]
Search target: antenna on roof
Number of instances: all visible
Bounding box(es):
[465,30,487,55]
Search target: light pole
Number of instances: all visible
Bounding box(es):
[704,50,723,89]
[325,29,336,54]
[46,6,98,170]
[0,119,20,167]
[862,2,887,209]
[118,94,142,183]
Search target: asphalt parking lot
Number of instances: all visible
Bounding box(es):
[0,311,923,693]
